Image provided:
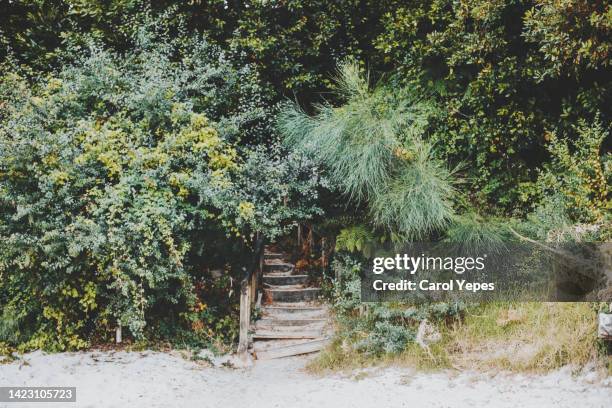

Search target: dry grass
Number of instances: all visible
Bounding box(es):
[306,338,371,374]
[434,302,605,372]
[309,302,611,375]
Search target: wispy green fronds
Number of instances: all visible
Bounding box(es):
[279,61,454,239]
[444,213,511,254]
[370,141,455,239]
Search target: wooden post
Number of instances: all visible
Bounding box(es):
[237,283,251,353]
[115,325,122,344]
[297,224,302,247]
[250,271,257,306]
[321,237,326,268]
[308,227,314,254]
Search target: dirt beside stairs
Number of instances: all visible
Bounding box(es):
[250,247,332,360]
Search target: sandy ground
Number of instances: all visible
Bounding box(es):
[1,350,610,408]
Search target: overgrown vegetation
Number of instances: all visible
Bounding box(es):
[310,301,610,374]
[0,1,609,368]
[310,254,610,374]
[0,25,320,352]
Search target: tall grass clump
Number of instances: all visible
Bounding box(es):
[436,302,605,372]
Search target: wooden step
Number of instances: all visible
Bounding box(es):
[262,309,328,321]
[262,304,327,313]
[256,318,327,326]
[254,338,329,360]
[254,321,326,332]
[264,262,294,273]
[263,274,308,286]
[266,302,325,308]
[264,252,285,261]
[264,287,321,303]
[252,330,322,340]
[252,338,313,351]
[263,283,306,290]
[262,271,294,278]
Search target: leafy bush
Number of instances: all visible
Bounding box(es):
[210,146,323,240]
[356,320,415,355]
[2,1,609,213]
[376,0,610,211]
[0,28,319,351]
[535,118,610,226]
[327,253,463,357]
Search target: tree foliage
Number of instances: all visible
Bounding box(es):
[375,0,610,211]
[280,61,455,240]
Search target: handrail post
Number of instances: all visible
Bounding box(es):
[237,236,265,355]
[237,280,251,353]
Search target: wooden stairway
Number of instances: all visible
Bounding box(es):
[250,247,331,360]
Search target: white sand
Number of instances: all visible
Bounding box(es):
[1,350,610,408]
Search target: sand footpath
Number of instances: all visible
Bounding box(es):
[1,350,610,408]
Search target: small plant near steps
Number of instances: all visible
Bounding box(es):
[249,246,331,360]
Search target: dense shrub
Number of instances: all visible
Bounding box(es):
[535,118,610,225]
[0,0,608,358]
[0,29,320,351]
[375,0,610,211]
[328,254,464,357]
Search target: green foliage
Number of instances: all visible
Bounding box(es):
[517,117,611,242]
[535,118,610,224]
[376,0,610,211]
[523,1,611,78]
[211,146,323,240]
[1,1,391,104]
[444,213,512,254]
[328,254,363,314]
[222,0,392,102]
[280,61,455,239]
[3,1,609,212]
[0,0,142,73]
[1,0,609,356]
[0,27,319,351]
[328,254,464,357]
[356,320,415,355]
[335,225,381,258]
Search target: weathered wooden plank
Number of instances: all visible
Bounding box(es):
[264,252,284,260]
[237,285,251,353]
[255,338,329,360]
[252,330,322,340]
[264,263,294,273]
[266,286,320,296]
[255,322,326,332]
[256,318,328,326]
[252,338,317,352]
[264,302,326,309]
[262,305,328,316]
[263,274,309,286]
[264,287,321,302]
